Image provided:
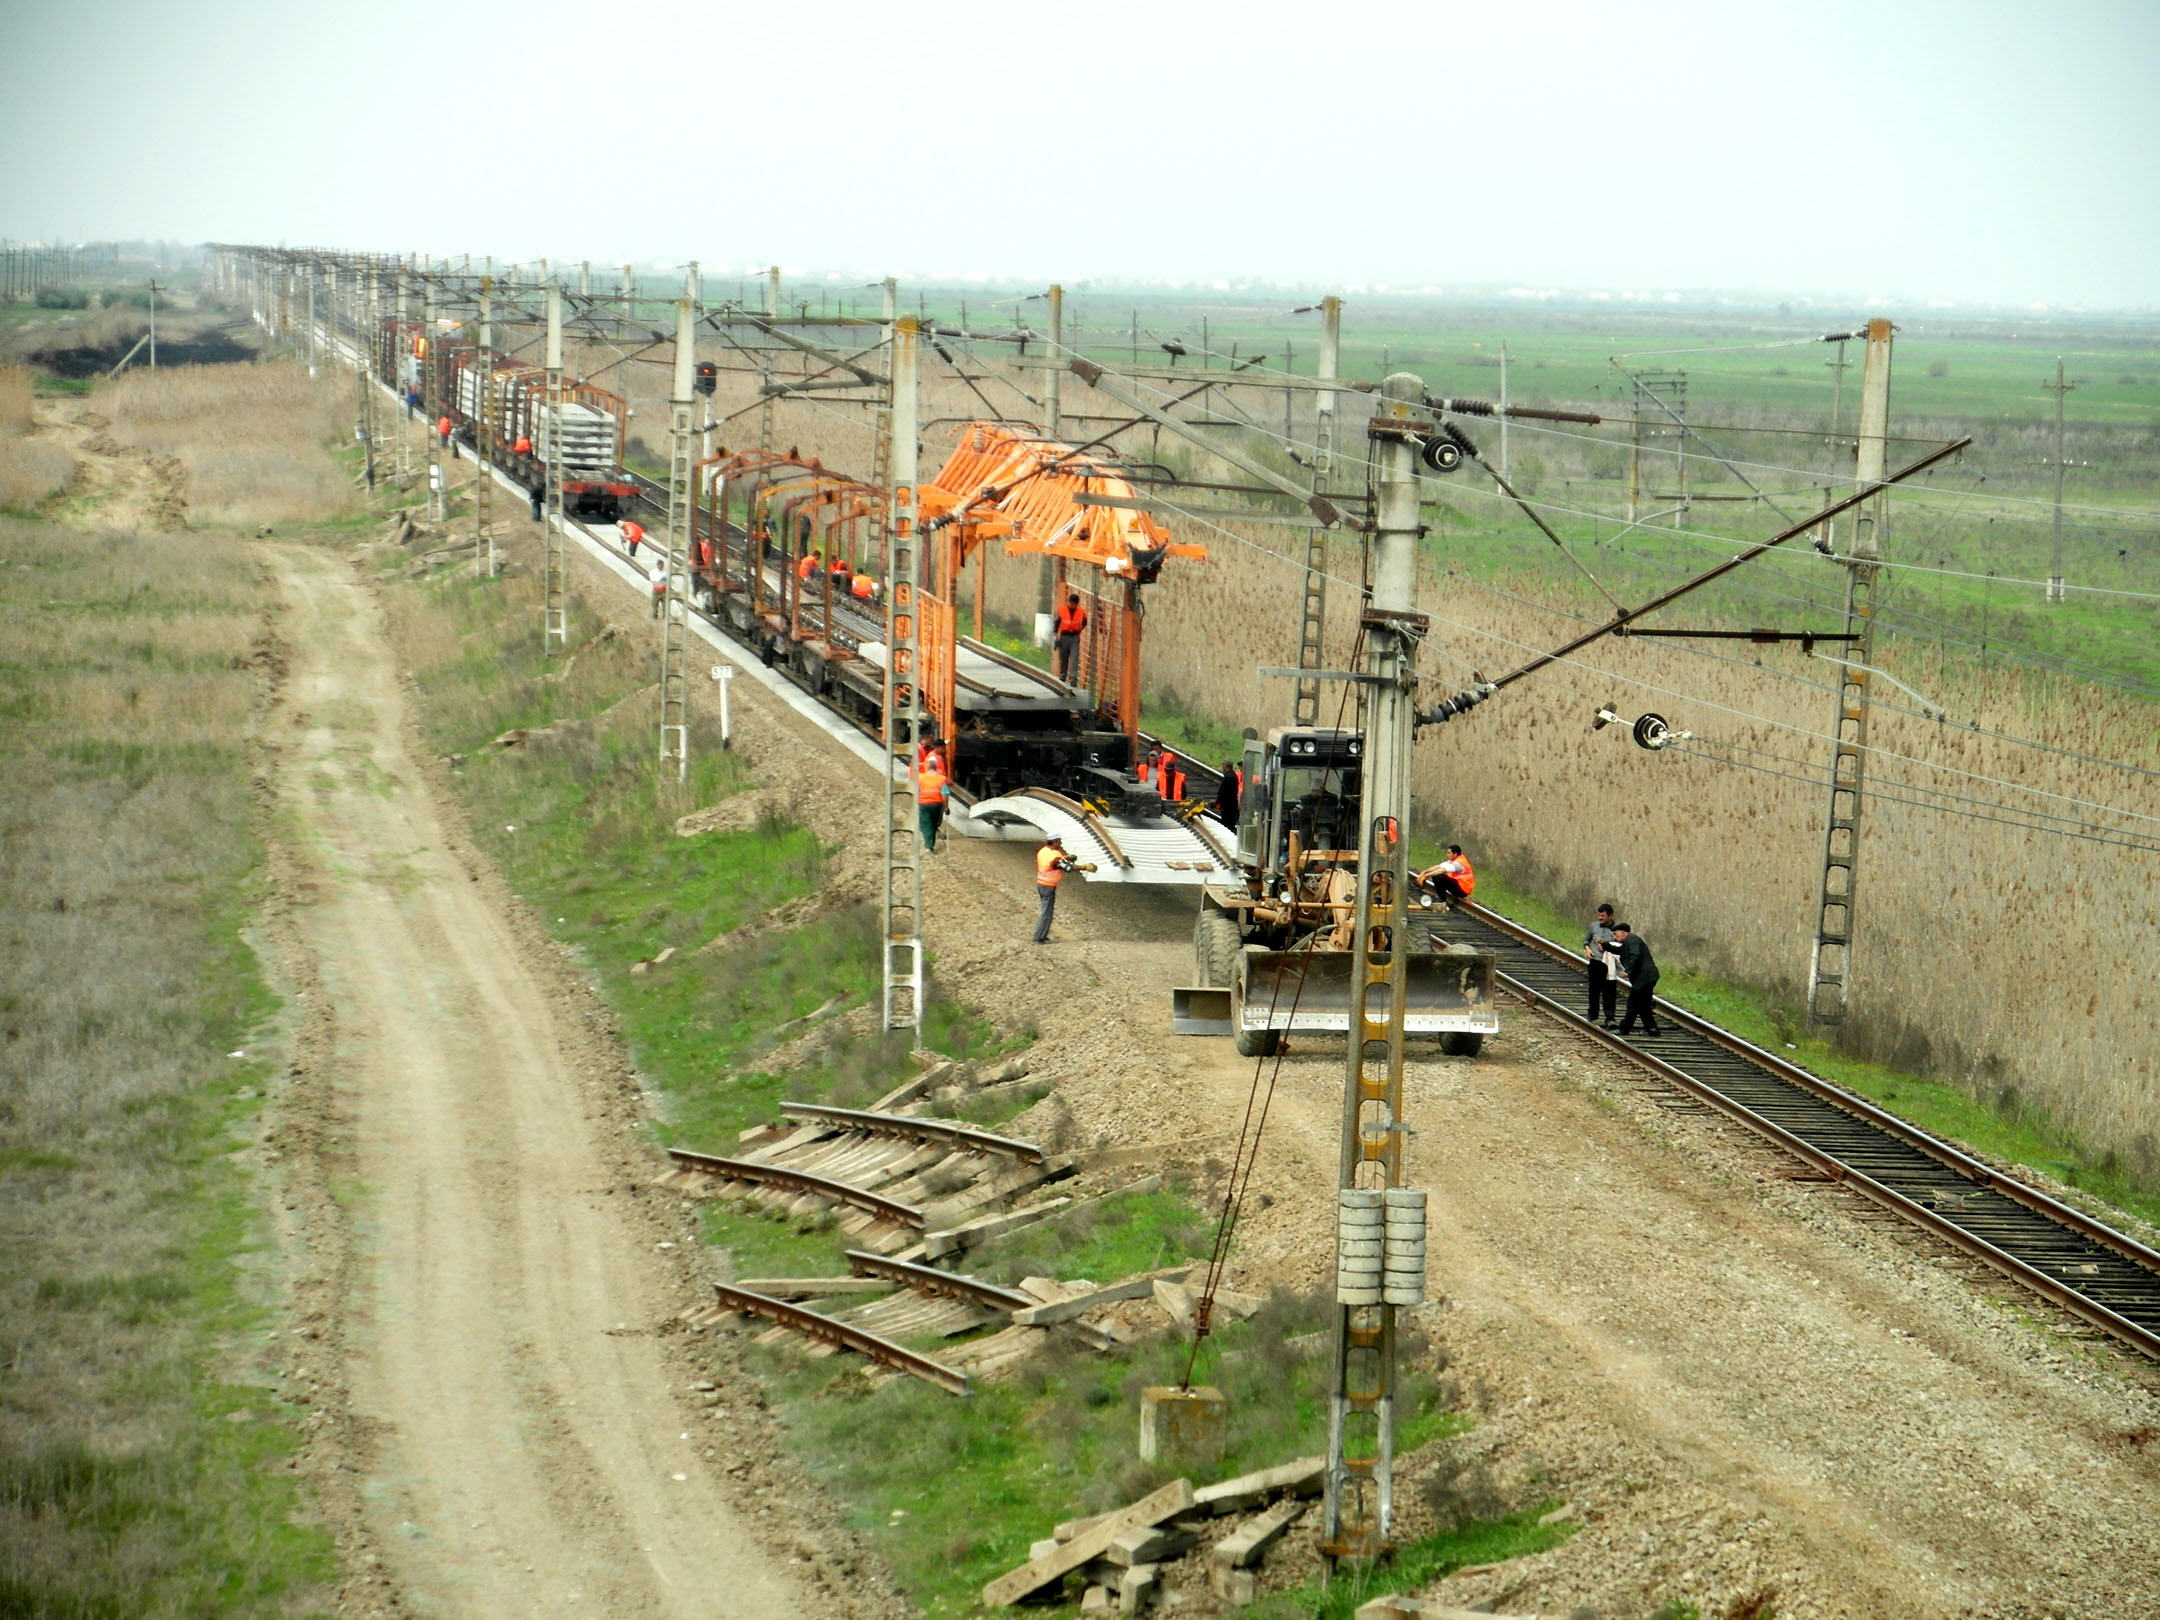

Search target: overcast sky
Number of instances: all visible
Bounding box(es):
[5,0,2156,307]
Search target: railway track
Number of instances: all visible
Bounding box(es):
[1441,900,2160,1361]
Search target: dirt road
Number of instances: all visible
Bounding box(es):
[266,543,817,1620]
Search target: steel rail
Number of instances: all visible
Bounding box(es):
[667,1148,925,1227]
[778,1102,1046,1166]
[843,1249,1039,1313]
[713,1283,972,1395]
[1449,900,2160,1360]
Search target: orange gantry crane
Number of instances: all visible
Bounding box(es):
[917,422,1206,765]
[688,423,1203,789]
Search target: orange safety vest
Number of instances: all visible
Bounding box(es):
[1159,757,1187,800]
[437,415,452,437]
[1036,845,1067,888]
[621,520,644,545]
[851,573,873,599]
[513,435,532,456]
[1055,602,1087,635]
[1443,854,1475,895]
[797,555,819,581]
[917,767,947,806]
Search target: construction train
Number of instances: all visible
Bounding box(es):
[372,318,1240,882]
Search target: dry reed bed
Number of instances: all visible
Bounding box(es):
[103,360,360,527]
[0,364,75,510]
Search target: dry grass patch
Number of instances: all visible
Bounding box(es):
[104,360,360,528]
[0,516,337,1615]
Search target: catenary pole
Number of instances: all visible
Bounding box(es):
[1292,295,1342,727]
[1806,317,1893,1026]
[2045,357,2074,604]
[659,268,697,778]
[879,319,925,1040]
[1322,370,1426,1568]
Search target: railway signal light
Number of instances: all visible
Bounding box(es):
[694,361,717,396]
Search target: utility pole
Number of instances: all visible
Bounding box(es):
[868,277,898,568]
[306,265,318,376]
[148,279,157,370]
[1037,282,1064,646]
[543,283,568,655]
[659,270,697,779]
[758,266,781,455]
[1819,336,1850,552]
[1496,342,1508,480]
[1323,370,1428,1566]
[2045,357,2074,603]
[475,275,495,579]
[422,271,443,521]
[391,268,411,484]
[1292,296,1341,727]
[1806,318,1893,1027]
[879,318,925,1039]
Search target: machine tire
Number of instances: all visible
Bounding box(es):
[1439,1031,1485,1058]
[1234,1026,1282,1059]
[1194,907,1242,988]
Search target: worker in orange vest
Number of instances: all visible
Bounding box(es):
[797,548,822,583]
[437,414,453,454]
[513,432,533,457]
[1415,844,1475,908]
[850,571,875,601]
[918,738,946,778]
[620,518,645,558]
[1156,749,1187,802]
[1053,593,1087,684]
[1033,836,1074,943]
[916,758,949,854]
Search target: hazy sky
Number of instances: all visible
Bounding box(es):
[5,0,2156,307]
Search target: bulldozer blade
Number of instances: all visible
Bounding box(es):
[1237,945,1498,1037]
[1172,985,1234,1036]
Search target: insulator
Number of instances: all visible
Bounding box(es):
[1336,1189,1385,1305]
[1383,1189,1427,1306]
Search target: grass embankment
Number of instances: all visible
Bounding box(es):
[385,553,1547,1613]
[0,519,337,1617]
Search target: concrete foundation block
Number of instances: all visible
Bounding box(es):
[1138,1384,1228,1467]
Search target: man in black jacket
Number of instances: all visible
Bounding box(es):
[1612,923,1662,1037]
